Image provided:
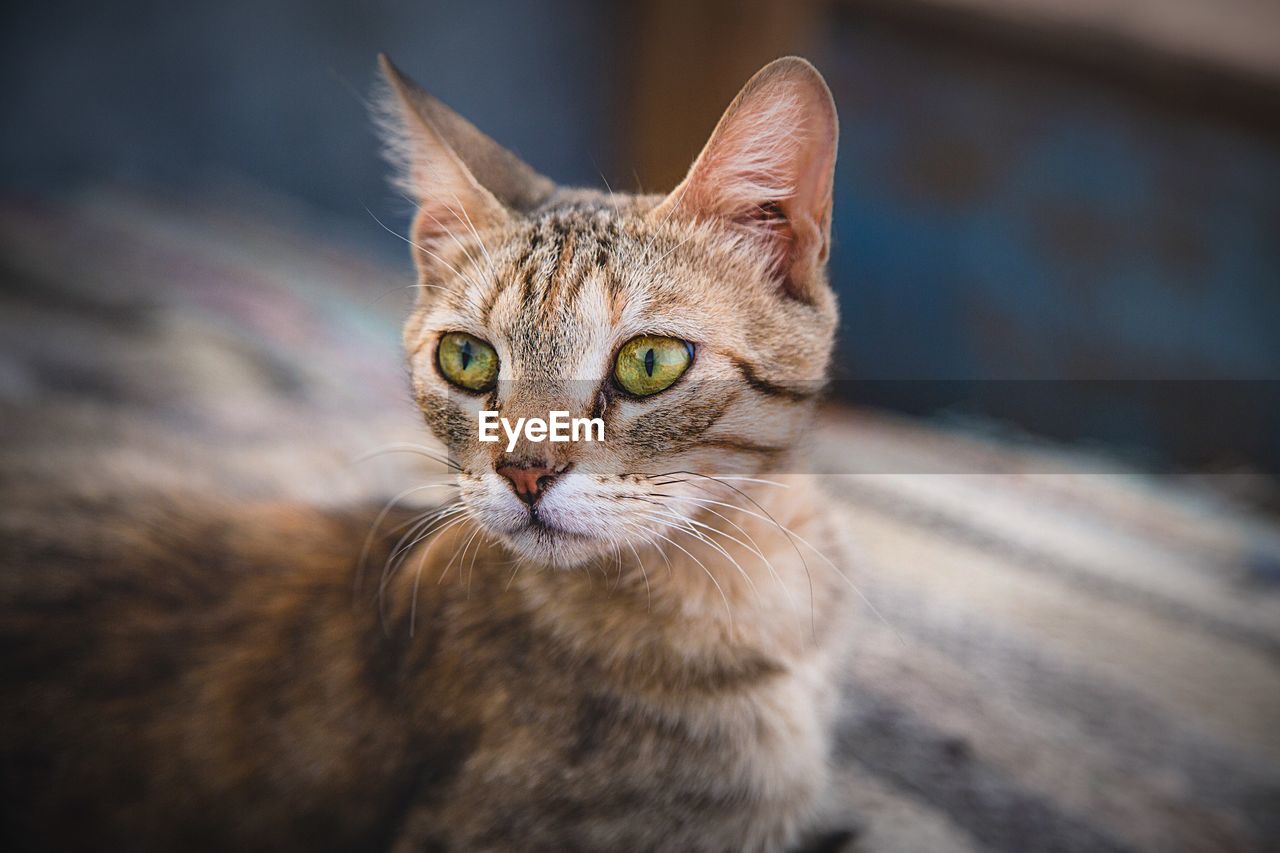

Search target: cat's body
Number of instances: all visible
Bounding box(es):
[1,56,856,851]
[2,477,850,852]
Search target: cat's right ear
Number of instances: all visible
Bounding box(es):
[375,55,554,275]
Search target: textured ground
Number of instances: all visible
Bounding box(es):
[1,189,1276,851]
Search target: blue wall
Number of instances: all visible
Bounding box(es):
[0,0,616,243]
[817,16,1280,468]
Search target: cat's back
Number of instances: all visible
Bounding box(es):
[0,482,429,851]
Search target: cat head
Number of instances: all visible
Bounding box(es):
[377,55,839,568]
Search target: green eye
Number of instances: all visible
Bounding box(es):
[614,336,693,396]
[437,332,499,392]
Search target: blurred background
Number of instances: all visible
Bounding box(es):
[4,0,1278,480]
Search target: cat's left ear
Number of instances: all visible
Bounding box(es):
[652,57,838,302]
[376,55,555,276]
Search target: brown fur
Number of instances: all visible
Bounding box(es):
[1,56,855,851]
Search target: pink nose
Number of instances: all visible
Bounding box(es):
[496,464,558,505]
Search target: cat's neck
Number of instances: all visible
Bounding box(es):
[510,476,848,667]
[378,475,848,696]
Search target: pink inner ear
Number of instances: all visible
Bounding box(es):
[733,201,795,282]
[665,67,835,292]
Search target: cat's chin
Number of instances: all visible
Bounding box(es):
[495,520,607,570]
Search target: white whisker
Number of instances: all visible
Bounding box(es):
[353,442,462,473]
[364,205,487,294]
[639,525,734,636]
[639,509,759,600]
[356,482,461,596]
[407,514,473,635]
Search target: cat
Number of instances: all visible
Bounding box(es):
[0,54,856,852]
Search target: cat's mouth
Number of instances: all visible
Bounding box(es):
[524,511,587,540]
[464,471,616,567]
[483,505,602,568]
[483,505,591,544]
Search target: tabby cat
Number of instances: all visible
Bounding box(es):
[0,55,855,851]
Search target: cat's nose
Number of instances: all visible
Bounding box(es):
[496,463,559,506]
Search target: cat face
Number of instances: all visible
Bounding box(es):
[379,56,839,568]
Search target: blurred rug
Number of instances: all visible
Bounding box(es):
[1,188,1276,852]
